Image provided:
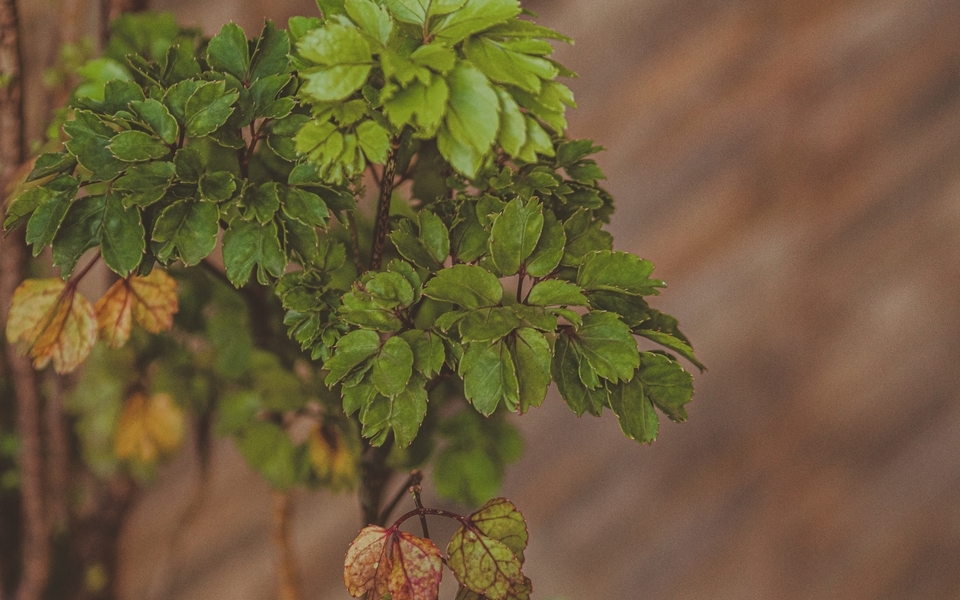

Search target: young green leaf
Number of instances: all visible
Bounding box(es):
[636,330,705,372]
[526,280,588,307]
[430,0,521,44]
[438,63,499,176]
[489,197,543,276]
[298,24,373,102]
[345,0,394,45]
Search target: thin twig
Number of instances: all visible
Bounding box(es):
[370,145,399,271]
[378,470,422,526]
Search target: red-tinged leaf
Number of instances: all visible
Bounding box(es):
[94,270,178,347]
[5,278,96,373]
[447,525,524,600]
[468,498,529,563]
[456,576,532,600]
[344,525,443,600]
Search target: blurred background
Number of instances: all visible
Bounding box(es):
[13,0,960,598]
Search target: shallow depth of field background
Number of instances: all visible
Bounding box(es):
[19,0,960,598]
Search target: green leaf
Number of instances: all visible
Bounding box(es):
[152,200,220,266]
[551,334,604,417]
[450,200,488,262]
[371,336,414,397]
[250,21,291,81]
[298,24,373,102]
[184,81,239,137]
[512,328,551,413]
[459,340,518,415]
[636,330,705,372]
[281,187,329,227]
[496,88,526,157]
[207,22,250,80]
[315,0,347,18]
[607,377,658,444]
[383,75,449,134]
[25,191,72,255]
[577,250,664,296]
[489,197,542,276]
[418,210,450,263]
[526,279,587,307]
[639,352,694,422]
[522,210,564,277]
[52,194,106,277]
[458,307,519,342]
[390,222,442,271]
[356,119,390,163]
[107,130,169,163]
[129,99,180,145]
[560,209,612,267]
[324,329,381,386]
[440,62,499,158]
[422,264,502,309]
[114,161,176,208]
[361,375,427,447]
[340,288,404,332]
[463,35,556,94]
[384,0,466,24]
[399,329,445,378]
[345,0,394,45]
[4,188,50,231]
[435,445,500,505]
[221,218,286,286]
[199,171,238,203]
[173,147,204,182]
[237,421,297,489]
[365,271,415,309]
[431,0,521,44]
[342,378,378,415]
[63,111,125,181]
[25,152,77,183]
[577,311,640,383]
[100,191,145,276]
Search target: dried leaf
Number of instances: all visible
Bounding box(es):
[94,270,179,347]
[447,498,530,600]
[344,525,443,600]
[114,391,185,464]
[5,278,97,373]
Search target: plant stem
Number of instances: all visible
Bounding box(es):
[359,440,393,526]
[0,2,50,598]
[272,491,304,600]
[370,145,399,272]
[378,470,422,526]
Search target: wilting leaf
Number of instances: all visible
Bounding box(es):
[344,526,443,600]
[94,270,179,347]
[5,279,97,373]
[447,503,526,600]
[114,391,185,464]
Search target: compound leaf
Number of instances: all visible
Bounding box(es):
[221,218,286,286]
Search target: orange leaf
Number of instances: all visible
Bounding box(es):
[6,278,97,373]
[344,526,443,600]
[94,270,178,347]
[114,391,185,464]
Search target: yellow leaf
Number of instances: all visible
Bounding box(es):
[6,278,97,373]
[308,423,359,491]
[114,391,185,464]
[94,270,178,347]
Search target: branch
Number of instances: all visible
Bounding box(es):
[370,145,399,272]
[272,491,304,600]
[0,2,51,599]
